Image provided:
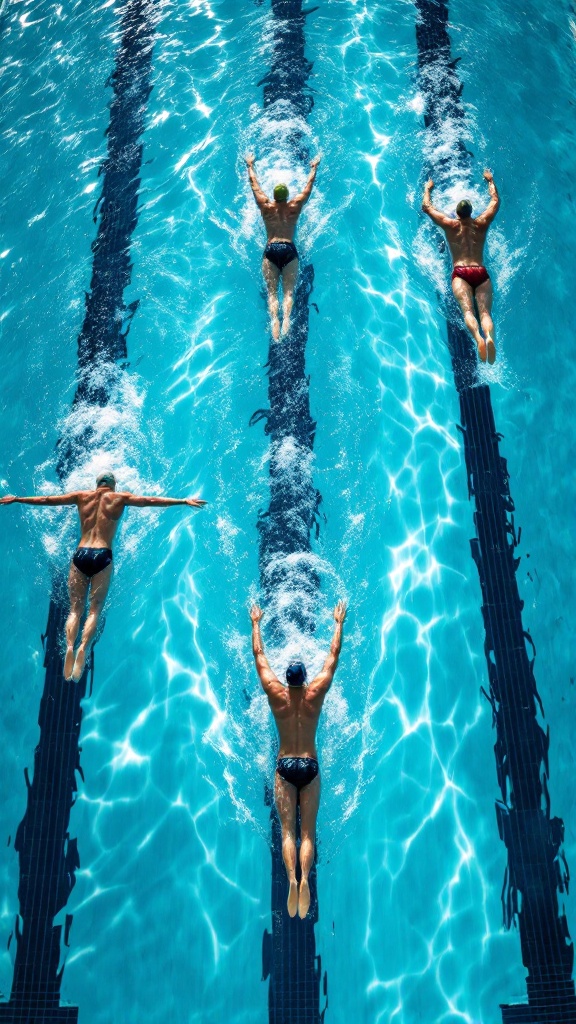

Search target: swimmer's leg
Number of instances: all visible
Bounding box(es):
[274,771,299,917]
[475,279,495,364]
[72,561,113,682]
[298,772,320,919]
[64,562,89,680]
[280,259,299,337]
[452,276,486,361]
[262,257,281,341]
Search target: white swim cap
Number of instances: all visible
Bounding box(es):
[96,471,116,489]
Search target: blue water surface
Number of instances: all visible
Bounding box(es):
[1,1,575,1022]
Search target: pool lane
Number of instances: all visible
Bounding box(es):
[0,3,157,1019]
[413,0,576,1019]
[249,2,326,1022]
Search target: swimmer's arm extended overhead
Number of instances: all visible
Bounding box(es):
[250,605,283,696]
[0,492,80,506]
[245,154,269,207]
[293,155,321,205]
[308,600,347,697]
[123,493,207,509]
[421,179,458,228]
[476,169,500,226]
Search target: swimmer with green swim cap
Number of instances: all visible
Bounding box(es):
[0,475,207,682]
[245,152,321,340]
[422,169,500,363]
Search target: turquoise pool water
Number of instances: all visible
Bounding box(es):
[1,1,575,1021]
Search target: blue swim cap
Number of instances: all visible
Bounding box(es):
[286,662,307,687]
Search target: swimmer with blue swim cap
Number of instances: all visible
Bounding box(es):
[250,599,347,919]
[422,169,500,363]
[0,475,207,682]
[245,152,321,340]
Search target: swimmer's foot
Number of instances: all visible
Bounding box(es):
[287,879,298,918]
[281,316,291,338]
[477,337,487,363]
[486,336,496,364]
[64,646,75,681]
[298,877,311,919]
[271,316,280,342]
[72,644,87,683]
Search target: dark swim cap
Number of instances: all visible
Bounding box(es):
[273,183,289,202]
[286,662,307,687]
[456,199,472,218]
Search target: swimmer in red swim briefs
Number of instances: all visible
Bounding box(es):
[422,169,500,363]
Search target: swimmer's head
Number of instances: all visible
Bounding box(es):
[456,199,473,219]
[286,662,307,687]
[273,183,289,202]
[96,471,116,490]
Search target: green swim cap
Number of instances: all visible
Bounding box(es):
[273,183,289,202]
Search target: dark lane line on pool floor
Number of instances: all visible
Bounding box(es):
[248,2,326,1022]
[413,1,576,1021]
[0,3,157,1020]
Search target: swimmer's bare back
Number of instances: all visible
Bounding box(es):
[0,489,207,548]
[422,170,500,267]
[245,153,321,242]
[250,599,347,758]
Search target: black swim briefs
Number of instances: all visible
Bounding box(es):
[72,547,113,579]
[276,756,319,792]
[263,241,298,272]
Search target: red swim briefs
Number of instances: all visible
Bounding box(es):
[451,265,490,289]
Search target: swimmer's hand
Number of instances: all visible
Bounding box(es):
[245,153,255,167]
[0,495,16,504]
[310,155,321,168]
[333,599,347,623]
[250,604,264,623]
[425,179,434,191]
[185,497,207,508]
[483,169,493,181]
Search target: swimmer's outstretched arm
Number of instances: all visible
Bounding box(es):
[476,169,500,226]
[0,492,80,506]
[293,155,321,205]
[308,600,347,697]
[122,493,207,509]
[421,179,457,228]
[250,604,283,696]
[245,154,269,207]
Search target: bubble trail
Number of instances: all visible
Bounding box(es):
[413,0,576,1019]
[248,2,326,1022]
[0,3,157,1020]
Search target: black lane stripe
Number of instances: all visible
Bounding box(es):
[413,1,576,1020]
[249,3,326,1022]
[1,3,156,1019]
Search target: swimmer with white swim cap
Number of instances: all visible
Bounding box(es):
[245,153,321,340]
[0,474,207,682]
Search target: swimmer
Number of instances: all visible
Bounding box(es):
[422,169,500,363]
[0,473,206,682]
[245,153,321,340]
[250,599,347,919]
